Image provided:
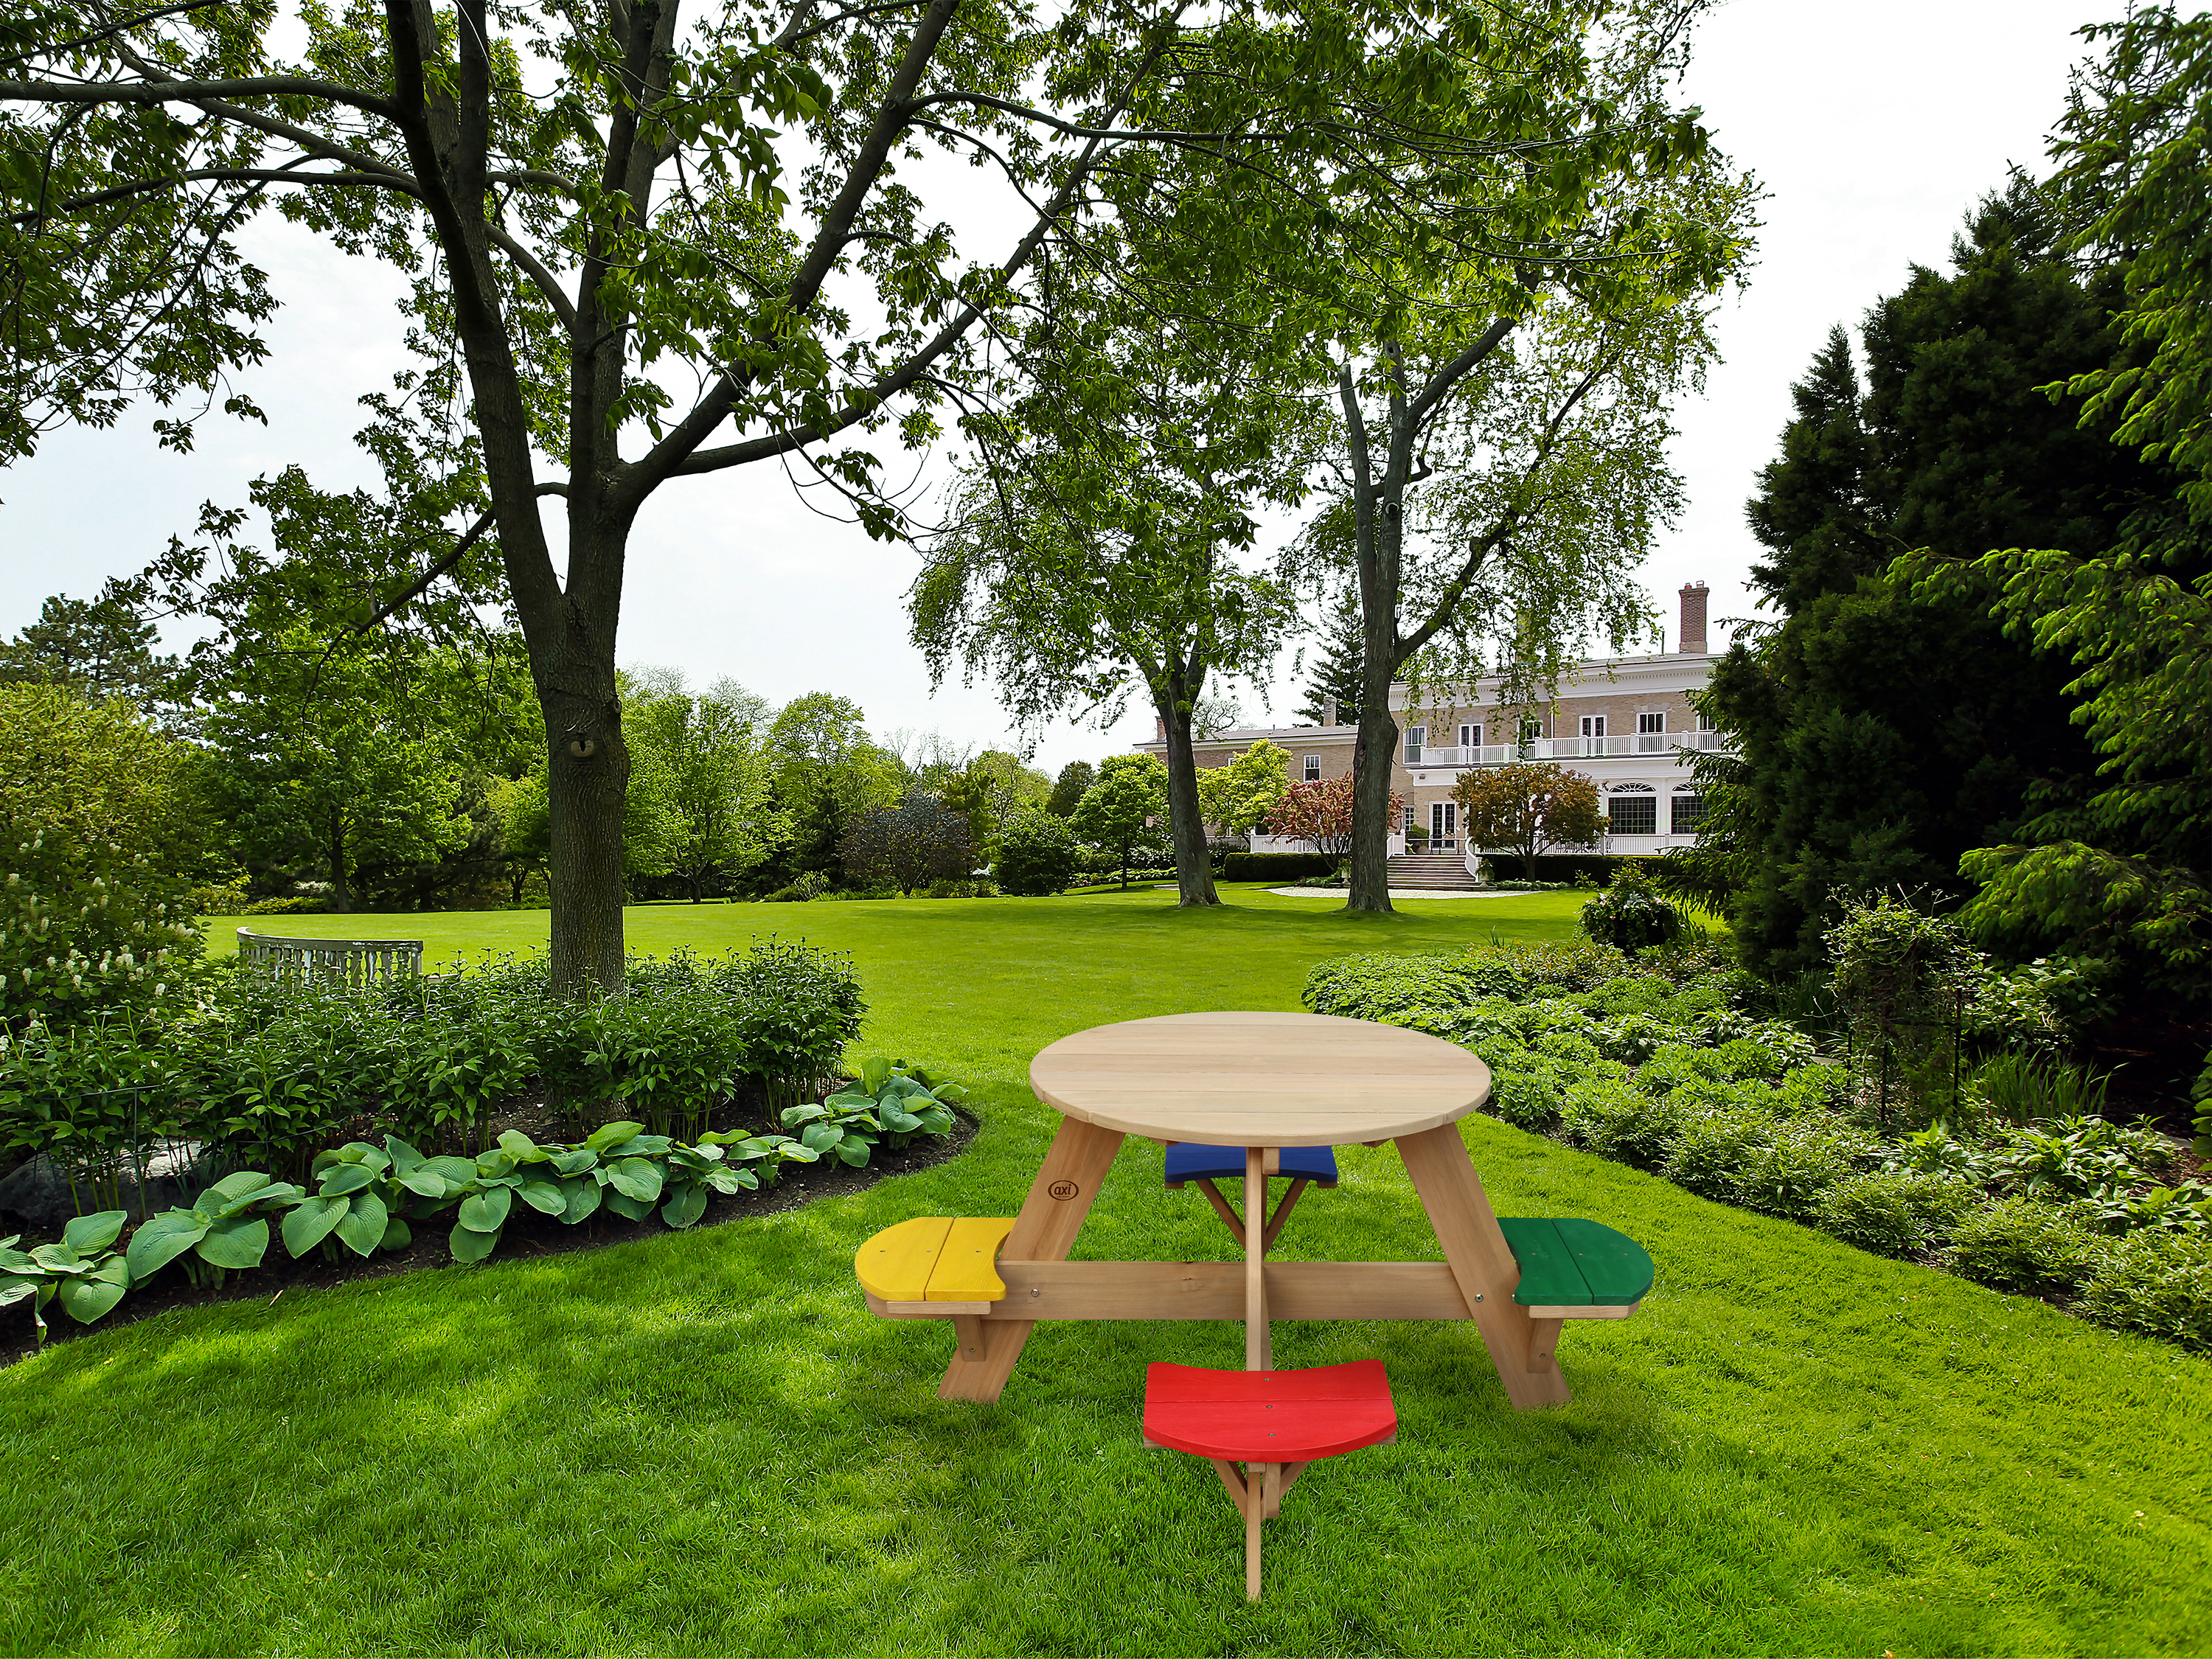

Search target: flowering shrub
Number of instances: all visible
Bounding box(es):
[0,686,210,1028]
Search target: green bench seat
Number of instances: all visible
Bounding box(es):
[1498,1217,1653,1319]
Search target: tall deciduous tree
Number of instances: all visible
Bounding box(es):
[625,673,784,900]
[1195,739,1289,837]
[911,256,1305,908]
[1068,753,1167,888]
[1113,1,1756,914]
[765,692,902,883]
[1,0,1511,992]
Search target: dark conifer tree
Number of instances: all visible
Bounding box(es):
[1046,761,1095,818]
[1298,590,1366,726]
[1679,184,2170,976]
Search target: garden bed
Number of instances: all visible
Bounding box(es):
[1303,933,2212,1351]
[0,1103,974,1368]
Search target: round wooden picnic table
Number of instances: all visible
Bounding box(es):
[932,1011,1578,1411]
[1028,1010,1492,1147]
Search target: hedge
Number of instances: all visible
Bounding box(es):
[1220,852,1338,882]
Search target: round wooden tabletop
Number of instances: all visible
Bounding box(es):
[1028,1011,1492,1147]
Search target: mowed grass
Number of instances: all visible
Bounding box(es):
[0,886,2201,1655]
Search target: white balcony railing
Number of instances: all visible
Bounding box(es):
[1403,730,1728,767]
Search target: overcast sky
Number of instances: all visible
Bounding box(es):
[0,0,2107,775]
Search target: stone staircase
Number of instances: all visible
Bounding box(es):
[1385,851,1483,891]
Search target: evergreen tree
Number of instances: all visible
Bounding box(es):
[1046,761,1096,818]
[0,588,175,705]
[1297,590,1366,726]
[1680,184,2169,976]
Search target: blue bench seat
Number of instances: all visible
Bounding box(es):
[1164,1144,1338,1188]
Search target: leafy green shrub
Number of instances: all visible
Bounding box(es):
[0,685,212,1028]
[240,895,327,915]
[1460,937,1630,995]
[577,986,739,1141]
[992,810,1077,897]
[1992,1113,2175,1201]
[925,877,999,898]
[1484,1052,1571,1131]
[0,1210,132,1340]
[1579,866,1688,956]
[1948,1197,2101,1295]
[1559,1075,1683,1166]
[1663,1106,1783,1201]
[2078,1231,2212,1350]
[787,1059,965,1165]
[1814,1169,1978,1256]
[710,939,866,1113]
[1302,954,1484,1022]
[1730,1117,1874,1220]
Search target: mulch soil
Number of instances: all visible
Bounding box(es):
[1,1089,976,1369]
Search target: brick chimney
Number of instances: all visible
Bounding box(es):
[1156,714,1167,742]
[1678,581,1709,655]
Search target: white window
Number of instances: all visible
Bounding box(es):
[1402,804,1416,836]
[1458,723,1481,748]
[1301,754,1321,782]
[1430,801,1458,849]
[1579,714,1607,738]
[1402,725,1426,763]
[1696,710,1717,733]
[1607,793,1657,835]
[1672,793,1707,835]
[1638,712,1666,734]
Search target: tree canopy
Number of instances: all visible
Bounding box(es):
[1677,185,2148,975]
[0,0,1573,991]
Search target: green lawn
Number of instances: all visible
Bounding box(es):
[3,886,2205,1655]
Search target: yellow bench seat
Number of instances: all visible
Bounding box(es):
[856,1217,1016,1315]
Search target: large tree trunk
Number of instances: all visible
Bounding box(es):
[327,813,353,913]
[522,540,632,996]
[1346,692,1399,913]
[1155,691,1222,908]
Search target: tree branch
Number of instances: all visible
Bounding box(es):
[352,482,568,633]
[0,74,400,120]
[1404,312,1519,431]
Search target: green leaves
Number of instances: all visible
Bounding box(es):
[10,1218,134,1339]
[281,1194,349,1259]
[458,1188,512,1233]
[604,1158,662,1204]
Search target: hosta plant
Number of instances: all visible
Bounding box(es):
[125,1172,305,1290]
[786,1058,966,1166]
[282,1143,413,1261]
[1,1211,133,1340]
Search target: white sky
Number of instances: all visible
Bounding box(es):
[0,0,2105,776]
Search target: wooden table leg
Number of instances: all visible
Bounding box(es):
[936,1115,1124,1402]
[1395,1124,1573,1410]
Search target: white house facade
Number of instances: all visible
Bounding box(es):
[1135,582,1731,877]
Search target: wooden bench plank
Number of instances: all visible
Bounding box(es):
[1498,1217,1592,1307]
[855,1217,953,1302]
[1553,1218,1655,1305]
[928,1217,1015,1301]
